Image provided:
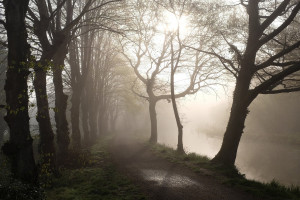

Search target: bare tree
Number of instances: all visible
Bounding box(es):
[121,1,221,144]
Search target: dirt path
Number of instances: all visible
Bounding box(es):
[110,132,262,200]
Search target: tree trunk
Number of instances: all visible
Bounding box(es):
[0,112,6,144]
[170,47,184,153]
[69,40,82,150]
[71,87,81,149]
[212,101,249,165]
[149,99,158,143]
[177,125,184,153]
[97,103,107,137]
[34,59,56,172]
[109,104,118,133]
[89,108,98,143]
[2,0,37,183]
[81,90,90,146]
[97,111,103,136]
[53,51,70,163]
[212,69,254,165]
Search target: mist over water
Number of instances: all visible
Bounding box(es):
[121,92,300,186]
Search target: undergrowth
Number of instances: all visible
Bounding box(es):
[0,153,45,200]
[46,138,147,200]
[151,143,300,200]
[0,137,146,200]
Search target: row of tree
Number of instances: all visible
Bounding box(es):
[0,0,129,183]
[0,0,299,185]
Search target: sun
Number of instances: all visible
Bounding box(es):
[157,10,188,36]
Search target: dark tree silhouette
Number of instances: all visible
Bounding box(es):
[0,53,7,145]
[1,0,37,183]
[210,0,300,165]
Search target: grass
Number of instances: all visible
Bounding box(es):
[151,143,300,200]
[46,138,147,200]
[0,136,147,200]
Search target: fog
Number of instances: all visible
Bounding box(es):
[119,92,300,186]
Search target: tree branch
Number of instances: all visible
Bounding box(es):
[250,63,300,98]
[256,40,300,70]
[259,2,300,46]
[261,87,300,94]
[260,0,290,31]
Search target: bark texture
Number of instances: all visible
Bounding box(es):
[212,68,254,165]
[82,92,90,146]
[148,99,158,143]
[2,0,37,183]
[34,58,56,172]
[53,47,70,162]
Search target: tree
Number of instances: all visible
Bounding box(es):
[168,0,190,153]
[1,0,37,183]
[84,31,121,141]
[28,0,121,164]
[121,0,220,144]
[209,0,300,165]
[0,48,7,145]
[28,0,72,170]
[69,35,92,147]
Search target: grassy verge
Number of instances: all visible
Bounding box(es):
[46,138,147,200]
[151,143,300,200]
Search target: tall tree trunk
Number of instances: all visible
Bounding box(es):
[0,112,6,144]
[52,50,70,163]
[97,110,103,136]
[71,87,81,149]
[170,41,184,153]
[212,69,254,165]
[89,107,98,142]
[2,0,37,183]
[103,111,109,135]
[109,101,118,133]
[69,40,82,149]
[212,101,249,165]
[170,71,184,153]
[149,99,158,143]
[34,58,56,172]
[82,90,90,146]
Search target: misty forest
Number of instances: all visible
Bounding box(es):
[0,0,300,199]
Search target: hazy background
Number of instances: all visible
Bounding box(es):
[118,91,300,186]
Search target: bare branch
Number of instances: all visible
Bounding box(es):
[257,40,300,70]
[250,63,300,98]
[259,2,300,46]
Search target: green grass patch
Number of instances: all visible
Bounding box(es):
[46,138,147,200]
[151,143,300,200]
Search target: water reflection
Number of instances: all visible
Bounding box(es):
[141,169,200,187]
[158,130,300,186]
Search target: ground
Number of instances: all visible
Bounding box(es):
[110,132,262,200]
[39,131,299,199]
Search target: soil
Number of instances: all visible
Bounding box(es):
[110,132,263,200]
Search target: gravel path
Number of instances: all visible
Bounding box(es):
[110,132,262,200]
